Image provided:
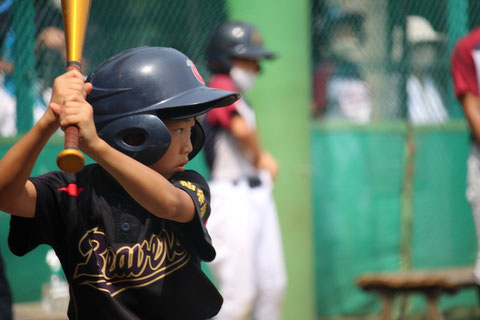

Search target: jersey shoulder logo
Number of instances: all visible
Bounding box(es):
[58,184,83,197]
[179,180,207,218]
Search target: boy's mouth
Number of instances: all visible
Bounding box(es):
[175,162,188,171]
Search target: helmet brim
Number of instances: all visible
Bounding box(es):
[230,45,275,61]
[155,86,240,120]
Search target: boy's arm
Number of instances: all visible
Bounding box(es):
[53,82,196,223]
[0,70,87,218]
[0,114,56,217]
[230,114,278,180]
[461,92,480,142]
[84,139,196,223]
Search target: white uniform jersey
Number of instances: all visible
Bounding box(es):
[203,74,258,181]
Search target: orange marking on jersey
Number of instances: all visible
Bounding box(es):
[58,184,83,197]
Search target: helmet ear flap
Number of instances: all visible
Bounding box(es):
[189,119,205,160]
[98,114,171,165]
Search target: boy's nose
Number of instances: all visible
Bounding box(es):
[183,139,193,154]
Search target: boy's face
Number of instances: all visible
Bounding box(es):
[232,58,260,74]
[149,118,195,179]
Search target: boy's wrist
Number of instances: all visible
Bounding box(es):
[36,112,60,134]
[81,136,106,157]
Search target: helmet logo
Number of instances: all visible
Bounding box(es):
[232,27,245,38]
[186,59,205,84]
[251,30,262,45]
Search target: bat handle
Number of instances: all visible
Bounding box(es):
[56,62,85,173]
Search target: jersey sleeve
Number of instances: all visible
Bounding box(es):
[170,170,216,262]
[451,35,480,99]
[8,171,68,256]
[313,63,333,116]
[206,104,238,129]
[206,75,240,129]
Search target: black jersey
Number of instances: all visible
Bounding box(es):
[8,164,222,320]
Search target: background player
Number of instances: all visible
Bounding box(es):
[0,46,239,319]
[203,21,287,319]
[451,26,480,299]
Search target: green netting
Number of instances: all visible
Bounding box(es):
[312,123,405,315]
[0,0,227,133]
[412,126,474,269]
[310,0,480,317]
[85,0,226,75]
[312,123,478,316]
[410,126,478,313]
[310,0,473,122]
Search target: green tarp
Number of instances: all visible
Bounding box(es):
[312,122,477,316]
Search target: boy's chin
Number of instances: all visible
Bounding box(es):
[175,165,186,173]
[162,170,177,179]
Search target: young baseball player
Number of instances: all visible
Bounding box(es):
[203,22,287,319]
[0,46,239,319]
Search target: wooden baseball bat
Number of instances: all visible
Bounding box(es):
[56,0,91,173]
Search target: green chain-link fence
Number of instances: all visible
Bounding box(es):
[311,0,469,123]
[310,0,479,318]
[0,0,227,134]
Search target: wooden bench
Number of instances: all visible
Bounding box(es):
[355,266,476,320]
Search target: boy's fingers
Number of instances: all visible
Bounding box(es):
[49,102,61,117]
[69,81,85,93]
[85,83,93,95]
[59,101,90,127]
[65,75,84,85]
[64,92,85,103]
[65,68,83,79]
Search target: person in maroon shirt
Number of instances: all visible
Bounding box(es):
[451,26,480,298]
[202,22,287,320]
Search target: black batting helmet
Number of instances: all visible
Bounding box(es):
[87,46,240,165]
[206,21,275,74]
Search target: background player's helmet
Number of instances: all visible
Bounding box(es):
[206,21,275,74]
[406,15,445,45]
[87,46,240,165]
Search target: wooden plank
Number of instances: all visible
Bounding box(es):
[356,267,475,292]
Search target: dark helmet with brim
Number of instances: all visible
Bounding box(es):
[87,46,240,165]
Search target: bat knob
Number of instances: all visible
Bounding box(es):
[57,148,85,173]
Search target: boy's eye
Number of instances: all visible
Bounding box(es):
[173,128,183,134]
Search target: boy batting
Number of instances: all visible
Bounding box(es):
[0,46,239,319]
